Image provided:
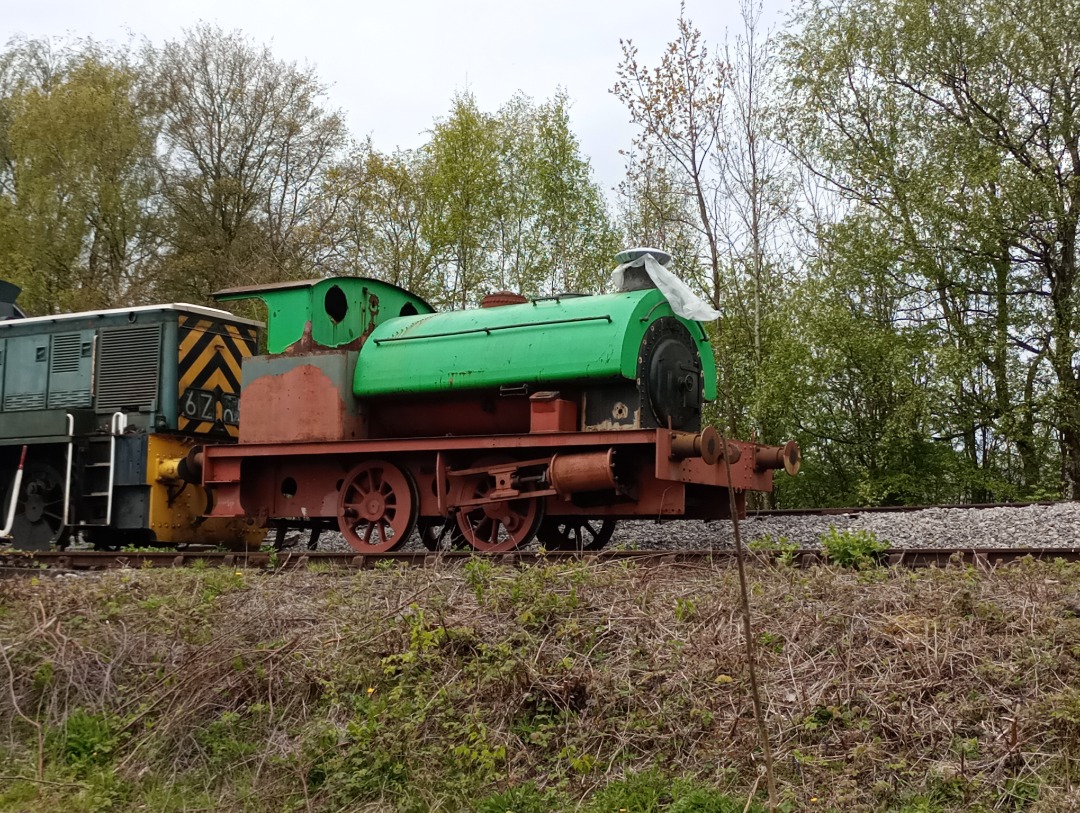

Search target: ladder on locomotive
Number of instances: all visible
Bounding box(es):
[71,412,126,528]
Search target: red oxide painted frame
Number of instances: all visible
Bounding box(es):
[200,429,796,537]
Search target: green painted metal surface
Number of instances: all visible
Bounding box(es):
[215,278,434,354]
[355,289,718,400]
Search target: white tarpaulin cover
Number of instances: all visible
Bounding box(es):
[610,252,721,322]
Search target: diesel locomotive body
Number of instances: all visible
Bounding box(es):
[0,283,262,549]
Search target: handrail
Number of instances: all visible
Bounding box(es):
[371,315,613,345]
[63,414,74,527]
[105,412,127,526]
[1,445,28,539]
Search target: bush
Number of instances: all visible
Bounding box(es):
[820,527,888,569]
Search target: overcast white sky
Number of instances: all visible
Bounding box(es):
[4,0,785,197]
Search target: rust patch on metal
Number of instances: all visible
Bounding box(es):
[239,364,366,443]
[549,450,618,495]
[481,291,528,308]
[284,320,369,354]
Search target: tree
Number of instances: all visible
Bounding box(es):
[615,4,803,470]
[418,91,617,306]
[613,6,730,309]
[783,0,1077,497]
[616,147,701,267]
[0,38,159,314]
[420,92,502,307]
[321,143,442,301]
[530,92,620,294]
[148,24,347,301]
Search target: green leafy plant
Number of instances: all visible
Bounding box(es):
[473,782,568,813]
[47,709,121,773]
[820,527,888,569]
[749,534,799,566]
[674,597,698,623]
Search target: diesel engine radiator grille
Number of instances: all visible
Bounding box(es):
[95,325,162,411]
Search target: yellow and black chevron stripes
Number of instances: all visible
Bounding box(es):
[177,316,258,438]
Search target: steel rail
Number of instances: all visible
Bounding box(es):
[3,546,1079,575]
[746,501,1060,517]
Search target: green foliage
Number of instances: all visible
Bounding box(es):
[749,534,799,566]
[193,710,261,773]
[46,709,121,773]
[472,782,568,813]
[582,771,764,813]
[0,40,158,313]
[820,527,888,569]
[0,34,617,316]
[419,90,617,306]
[782,0,1078,500]
[465,556,495,603]
[670,787,766,813]
[674,597,698,623]
[581,770,676,813]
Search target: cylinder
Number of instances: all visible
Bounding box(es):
[548,450,618,495]
[157,456,184,483]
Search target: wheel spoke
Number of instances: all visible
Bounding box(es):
[537,517,616,551]
[336,460,417,553]
[453,459,543,552]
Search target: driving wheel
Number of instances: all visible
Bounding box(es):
[337,460,418,553]
[453,458,544,553]
[536,517,617,551]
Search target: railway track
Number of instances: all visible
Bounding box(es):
[3,545,1080,574]
[745,500,1058,517]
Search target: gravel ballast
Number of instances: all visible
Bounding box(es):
[301,501,1080,552]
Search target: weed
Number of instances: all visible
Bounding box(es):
[674,596,697,622]
[47,709,120,773]
[464,557,494,603]
[749,534,799,565]
[583,771,764,813]
[757,630,784,652]
[473,782,568,813]
[820,526,888,569]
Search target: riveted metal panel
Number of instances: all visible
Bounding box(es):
[2,335,49,411]
[95,325,162,412]
[47,331,94,408]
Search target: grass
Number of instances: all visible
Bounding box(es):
[1,558,1080,811]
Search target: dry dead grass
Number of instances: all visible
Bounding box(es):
[1,556,1079,811]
